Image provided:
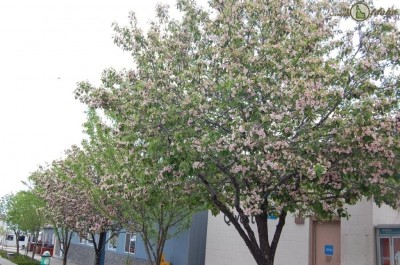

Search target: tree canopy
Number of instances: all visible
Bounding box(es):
[30,148,119,265]
[78,108,204,265]
[0,191,45,254]
[74,0,400,264]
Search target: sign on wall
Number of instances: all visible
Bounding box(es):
[324,245,334,256]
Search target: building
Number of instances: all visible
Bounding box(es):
[0,224,29,249]
[205,198,400,265]
[0,221,6,247]
[57,211,208,265]
[60,198,400,265]
[0,221,54,252]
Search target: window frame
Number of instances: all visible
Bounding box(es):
[86,233,94,246]
[108,232,118,251]
[79,235,86,244]
[124,232,136,254]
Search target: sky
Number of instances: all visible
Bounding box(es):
[0,0,398,198]
[0,0,208,197]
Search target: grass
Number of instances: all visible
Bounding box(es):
[0,250,40,265]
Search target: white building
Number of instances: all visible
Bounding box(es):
[0,221,29,248]
[204,198,400,265]
[0,221,6,247]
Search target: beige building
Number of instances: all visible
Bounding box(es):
[204,198,400,265]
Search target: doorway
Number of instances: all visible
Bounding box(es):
[377,235,400,265]
[311,220,341,265]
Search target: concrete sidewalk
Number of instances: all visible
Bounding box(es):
[0,246,78,265]
[0,255,77,265]
[0,256,17,265]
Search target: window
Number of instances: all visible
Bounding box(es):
[79,235,86,244]
[108,233,118,250]
[124,233,136,254]
[6,235,14,241]
[18,235,25,241]
[87,233,94,245]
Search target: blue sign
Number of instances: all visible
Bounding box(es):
[325,245,334,256]
[267,214,277,220]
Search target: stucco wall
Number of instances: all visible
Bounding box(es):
[274,215,310,265]
[373,203,400,225]
[340,198,400,265]
[341,198,374,265]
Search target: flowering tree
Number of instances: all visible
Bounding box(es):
[80,108,203,265]
[31,147,120,265]
[31,166,77,265]
[75,0,400,264]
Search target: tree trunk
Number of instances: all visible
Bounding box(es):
[156,229,167,265]
[31,232,39,259]
[94,231,106,265]
[14,231,20,255]
[63,254,68,265]
[142,233,155,265]
[254,211,287,265]
[211,198,287,265]
[32,244,36,259]
[94,254,101,265]
[62,240,70,265]
[59,229,72,265]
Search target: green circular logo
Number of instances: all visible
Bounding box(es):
[350,3,370,21]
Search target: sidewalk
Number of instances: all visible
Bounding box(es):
[0,246,79,265]
[0,256,17,265]
[0,255,76,265]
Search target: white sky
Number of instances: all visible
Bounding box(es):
[0,0,398,198]
[0,0,205,197]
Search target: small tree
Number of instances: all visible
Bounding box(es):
[77,108,203,265]
[31,147,120,265]
[62,146,121,265]
[13,190,45,259]
[75,1,400,265]
[0,194,22,254]
[0,192,44,255]
[30,167,76,265]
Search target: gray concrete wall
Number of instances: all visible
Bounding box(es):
[188,211,208,265]
[67,244,150,265]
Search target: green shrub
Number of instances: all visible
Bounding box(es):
[13,255,41,265]
[0,252,40,265]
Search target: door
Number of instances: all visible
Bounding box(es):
[377,236,400,265]
[393,237,400,265]
[313,221,341,265]
[379,237,391,265]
